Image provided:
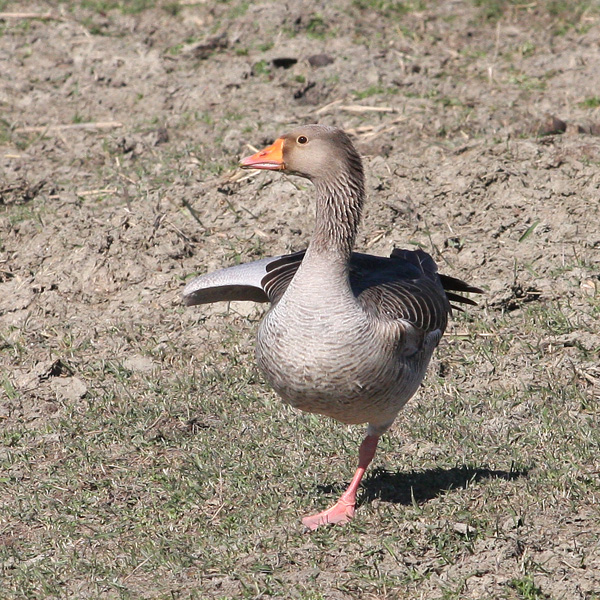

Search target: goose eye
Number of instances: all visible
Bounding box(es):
[297,135,308,145]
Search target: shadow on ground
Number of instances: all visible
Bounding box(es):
[317,465,530,506]
[358,465,530,506]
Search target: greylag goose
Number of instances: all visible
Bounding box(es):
[183,125,481,530]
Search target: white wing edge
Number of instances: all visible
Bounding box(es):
[182,256,283,306]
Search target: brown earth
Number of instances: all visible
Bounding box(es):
[1,1,599,599]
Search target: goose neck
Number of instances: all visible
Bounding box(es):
[309,172,364,261]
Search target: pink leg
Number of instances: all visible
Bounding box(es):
[302,434,380,531]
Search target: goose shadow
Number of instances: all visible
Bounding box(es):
[317,464,529,506]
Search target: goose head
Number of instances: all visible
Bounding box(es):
[240,124,363,185]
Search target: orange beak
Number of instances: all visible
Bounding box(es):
[240,138,285,171]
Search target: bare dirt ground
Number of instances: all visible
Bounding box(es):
[1,1,599,598]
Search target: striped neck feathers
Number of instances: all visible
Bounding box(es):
[310,158,365,259]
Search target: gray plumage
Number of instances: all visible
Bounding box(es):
[183,125,481,528]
